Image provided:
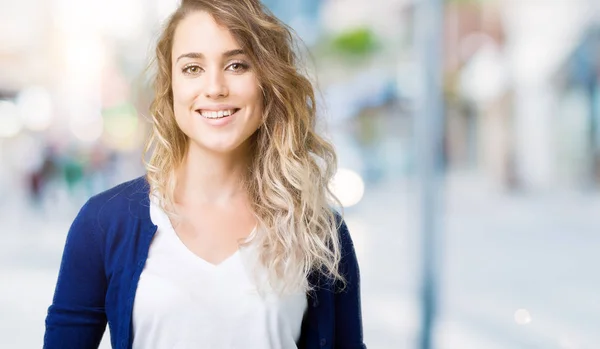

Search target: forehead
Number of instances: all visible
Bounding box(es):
[172,11,240,58]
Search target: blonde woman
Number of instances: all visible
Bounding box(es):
[44,0,365,348]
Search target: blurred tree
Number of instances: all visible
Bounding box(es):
[330,27,379,57]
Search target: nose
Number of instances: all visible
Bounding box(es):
[203,69,229,99]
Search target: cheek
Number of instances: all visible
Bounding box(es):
[253,89,264,121]
[252,84,263,110]
[231,76,262,104]
[171,81,196,132]
[171,77,196,107]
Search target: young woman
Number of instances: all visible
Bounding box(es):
[44,0,365,348]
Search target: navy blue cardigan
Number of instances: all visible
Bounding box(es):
[44,176,366,349]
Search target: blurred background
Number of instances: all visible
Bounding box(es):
[1,0,600,348]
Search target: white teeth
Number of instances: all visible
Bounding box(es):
[199,109,237,119]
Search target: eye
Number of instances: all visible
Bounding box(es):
[182,64,203,75]
[227,62,249,73]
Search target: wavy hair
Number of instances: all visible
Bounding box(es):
[143,0,344,293]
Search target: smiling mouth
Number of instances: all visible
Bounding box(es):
[196,108,241,119]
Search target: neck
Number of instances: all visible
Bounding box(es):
[174,141,251,206]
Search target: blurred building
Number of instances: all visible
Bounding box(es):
[554,25,600,186]
[442,0,600,192]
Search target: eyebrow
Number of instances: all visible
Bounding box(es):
[176,49,245,62]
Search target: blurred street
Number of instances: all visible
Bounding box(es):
[2,0,600,348]
[2,172,599,349]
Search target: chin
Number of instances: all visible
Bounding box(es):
[190,137,246,155]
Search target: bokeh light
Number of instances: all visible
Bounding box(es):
[102,104,140,151]
[514,309,532,325]
[69,115,104,143]
[16,86,54,132]
[329,168,365,207]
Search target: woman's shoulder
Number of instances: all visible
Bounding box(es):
[86,175,148,208]
[332,210,353,249]
[79,175,151,226]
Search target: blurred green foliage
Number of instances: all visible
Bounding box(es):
[330,27,379,56]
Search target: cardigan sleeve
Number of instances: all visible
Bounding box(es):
[334,216,367,349]
[44,199,108,349]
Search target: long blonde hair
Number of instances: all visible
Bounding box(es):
[143,0,343,293]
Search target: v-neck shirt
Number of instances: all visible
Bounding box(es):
[131,197,308,349]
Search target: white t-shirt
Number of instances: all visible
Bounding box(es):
[132,198,308,349]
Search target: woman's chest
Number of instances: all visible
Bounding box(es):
[131,231,308,348]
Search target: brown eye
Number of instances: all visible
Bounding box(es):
[182,65,202,75]
[227,62,249,73]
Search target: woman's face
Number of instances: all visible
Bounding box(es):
[171,11,263,155]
